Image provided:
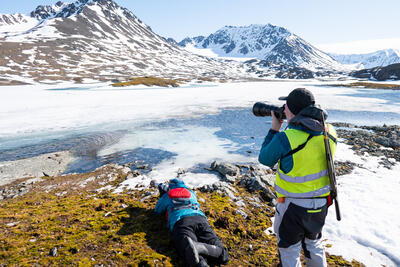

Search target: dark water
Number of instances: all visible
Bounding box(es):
[46,87,92,91]
[0,131,126,162]
[65,147,177,174]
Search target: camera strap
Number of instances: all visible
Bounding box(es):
[281,134,314,160]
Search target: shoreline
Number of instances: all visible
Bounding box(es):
[0,151,75,187]
[1,123,398,190]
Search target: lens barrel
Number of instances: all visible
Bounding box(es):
[252,102,286,120]
[253,102,273,117]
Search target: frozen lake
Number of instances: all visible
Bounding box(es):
[1,81,400,168]
[1,80,400,266]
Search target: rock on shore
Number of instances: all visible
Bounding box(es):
[333,123,400,169]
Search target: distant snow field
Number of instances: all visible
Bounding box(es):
[0,81,400,266]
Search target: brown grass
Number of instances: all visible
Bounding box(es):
[331,82,400,90]
[112,76,180,87]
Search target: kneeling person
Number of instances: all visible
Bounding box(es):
[152,178,229,267]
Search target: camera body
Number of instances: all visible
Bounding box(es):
[252,102,286,120]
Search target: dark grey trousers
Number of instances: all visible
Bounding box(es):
[274,198,328,267]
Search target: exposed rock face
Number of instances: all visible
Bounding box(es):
[275,65,315,79]
[351,63,400,81]
[207,161,277,205]
[30,1,69,20]
[0,13,33,25]
[210,161,239,183]
[244,60,343,79]
[164,37,179,47]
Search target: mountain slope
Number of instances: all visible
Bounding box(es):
[330,49,400,69]
[0,13,38,35]
[0,0,251,85]
[179,24,344,71]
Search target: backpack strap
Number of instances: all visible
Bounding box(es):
[327,132,337,144]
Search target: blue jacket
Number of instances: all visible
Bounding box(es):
[154,179,206,231]
[258,124,323,173]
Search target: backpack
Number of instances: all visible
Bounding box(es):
[167,187,200,213]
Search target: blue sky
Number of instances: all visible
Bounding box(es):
[1,0,400,45]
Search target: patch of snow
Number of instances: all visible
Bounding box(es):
[184,43,254,62]
[323,142,400,266]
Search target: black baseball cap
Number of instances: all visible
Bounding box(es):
[279,88,315,115]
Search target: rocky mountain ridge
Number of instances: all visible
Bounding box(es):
[178,24,345,72]
[0,13,33,25]
[30,0,85,20]
[0,0,252,85]
[330,48,400,69]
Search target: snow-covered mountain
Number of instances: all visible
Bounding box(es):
[0,13,34,25]
[0,0,252,85]
[0,13,38,34]
[178,24,344,71]
[329,49,400,69]
[30,1,79,20]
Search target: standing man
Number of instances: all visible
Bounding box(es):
[258,88,337,267]
[152,178,229,267]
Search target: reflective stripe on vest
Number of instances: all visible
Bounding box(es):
[277,168,329,183]
[275,183,331,198]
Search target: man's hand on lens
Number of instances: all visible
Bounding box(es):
[271,111,283,131]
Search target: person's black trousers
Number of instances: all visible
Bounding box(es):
[172,215,229,266]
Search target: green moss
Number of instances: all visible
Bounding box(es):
[0,192,177,266]
[0,177,363,266]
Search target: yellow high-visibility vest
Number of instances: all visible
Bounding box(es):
[275,124,337,198]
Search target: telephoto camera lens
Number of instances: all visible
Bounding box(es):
[252,102,286,120]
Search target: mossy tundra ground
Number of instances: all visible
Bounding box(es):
[0,164,362,266]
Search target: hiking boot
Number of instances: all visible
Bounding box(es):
[192,240,223,259]
[185,236,200,266]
